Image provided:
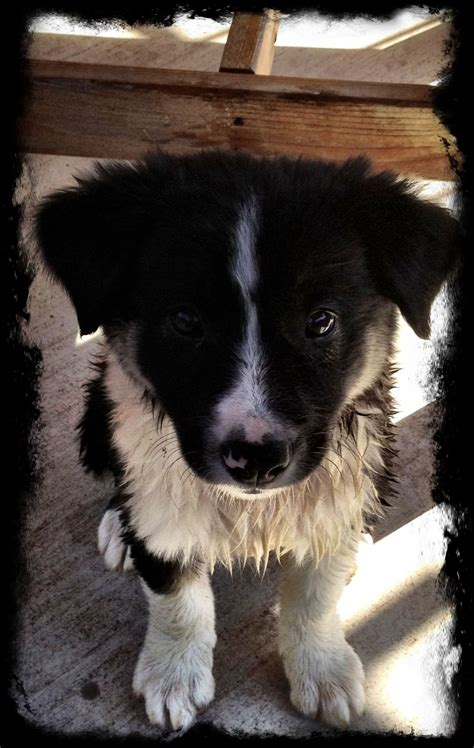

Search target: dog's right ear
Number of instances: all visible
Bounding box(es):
[35,161,161,335]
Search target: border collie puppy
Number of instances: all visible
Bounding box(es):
[35,151,459,732]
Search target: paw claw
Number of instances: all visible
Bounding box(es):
[133,652,214,731]
[168,698,196,732]
[317,684,352,727]
[283,639,365,728]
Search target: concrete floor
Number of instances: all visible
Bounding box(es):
[13,15,458,738]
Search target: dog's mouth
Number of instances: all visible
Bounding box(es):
[212,480,289,501]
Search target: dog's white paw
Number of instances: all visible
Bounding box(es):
[283,638,365,728]
[133,648,215,731]
[97,508,134,573]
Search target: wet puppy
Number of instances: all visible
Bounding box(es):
[36,151,459,731]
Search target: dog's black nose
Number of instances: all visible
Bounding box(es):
[220,438,291,487]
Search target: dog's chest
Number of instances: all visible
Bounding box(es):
[105,355,382,570]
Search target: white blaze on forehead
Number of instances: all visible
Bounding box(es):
[212,198,273,442]
[233,198,259,295]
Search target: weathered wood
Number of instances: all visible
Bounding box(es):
[29,23,452,85]
[272,22,452,84]
[368,16,443,50]
[20,60,458,180]
[219,10,280,74]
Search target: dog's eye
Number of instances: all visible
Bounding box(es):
[170,307,203,338]
[305,310,336,338]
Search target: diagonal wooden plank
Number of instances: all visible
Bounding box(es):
[219,10,280,75]
[272,22,452,83]
[368,16,444,50]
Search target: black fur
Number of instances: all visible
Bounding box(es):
[127,530,200,595]
[351,165,461,339]
[35,153,461,340]
[77,360,119,477]
[104,494,199,594]
[36,149,461,552]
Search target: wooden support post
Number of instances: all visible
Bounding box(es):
[219,10,280,75]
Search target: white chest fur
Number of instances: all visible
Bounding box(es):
[104,351,384,572]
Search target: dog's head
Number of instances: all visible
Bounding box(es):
[36,152,460,496]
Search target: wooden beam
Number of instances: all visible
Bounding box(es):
[219,10,280,75]
[20,60,458,180]
[368,16,443,50]
[29,23,452,84]
[273,22,452,84]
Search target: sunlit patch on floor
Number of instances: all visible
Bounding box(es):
[378,611,455,735]
[334,505,455,733]
[339,506,448,625]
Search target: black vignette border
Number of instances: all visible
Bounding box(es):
[5,1,469,745]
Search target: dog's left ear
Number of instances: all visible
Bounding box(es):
[353,161,462,339]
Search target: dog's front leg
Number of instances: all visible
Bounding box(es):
[133,562,216,731]
[278,536,364,728]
